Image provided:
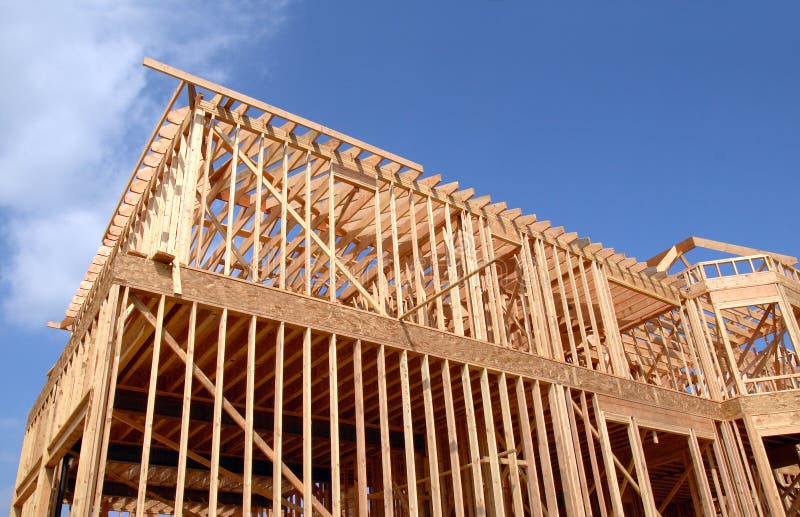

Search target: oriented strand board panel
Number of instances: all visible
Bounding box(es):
[597,394,717,439]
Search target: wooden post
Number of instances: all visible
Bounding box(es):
[534,239,565,361]
[305,152,312,295]
[708,439,737,517]
[329,335,341,516]
[461,365,486,515]
[353,340,368,516]
[717,422,758,517]
[273,322,285,514]
[375,177,387,312]
[174,301,196,516]
[627,417,658,517]
[531,380,560,516]
[208,308,228,514]
[421,355,443,517]
[515,377,543,517]
[134,295,165,516]
[389,184,403,315]
[478,369,505,515]
[252,137,264,282]
[243,315,257,515]
[592,395,625,516]
[279,142,288,289]
[590,263,627,377]
[579,392,607,517]
[377,345,393,514]
[303,328,313,515]
[497,373,525,515]
[687,431,715,515]
[741,415,784,515]
[548,384,584,517]
[426,197,445,331]
[444,205,465,336]
[89,286,126,516]
[30,401,57,515]
[71,291,117,516]
[565,388,593,515]
[328,164,337,303]
[400,350,419,516]
[224,128,239,276]
[441,360,465,517]
[684,298,723,399]
[175,109,205,264]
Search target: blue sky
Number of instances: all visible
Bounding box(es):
[0,0,798,509]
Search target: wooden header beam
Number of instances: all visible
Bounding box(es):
[112,253,723,421]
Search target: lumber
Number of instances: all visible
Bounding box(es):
[15,60,800,517]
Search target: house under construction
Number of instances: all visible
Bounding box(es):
[11,59,800,516]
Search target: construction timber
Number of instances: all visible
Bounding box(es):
[11,59,800,516]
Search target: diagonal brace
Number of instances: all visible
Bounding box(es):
[129,293,332,517]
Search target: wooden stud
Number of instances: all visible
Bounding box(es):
[389,184,403,315]
[305,152,312,295]
[548,383,584,517]
[497,373,525,515]
[461,365,486,516]
[400,350,419,516]
[375,176,387,312]
[224,127,239,276]
[89,285,125,516]
[426,197,445,331]
[303,327,313,514]
[441,360,465,517]
[273,322,285,514]
[479,368,506,515]
[444,205,465,336]
[377,345,393,514]
[328,163,337,303]
[252,136,264,281]
[329,335,341,516]
[280,141,288,289]
[687,430,715,515]
[134,294,165,517]
[579,391,608,517]
[174,301,196,516]
[421,355,443,517]
[243,315,257,515]
[742,415,785,515]
[627,417,657,517]
[515,377,543,517]
[592,394,625,516]
[353,340,368,516]
[565,388,593,515]
[208,308,228,514]
[408,190,425,325]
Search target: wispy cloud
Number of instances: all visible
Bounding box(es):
[0,0,292,326]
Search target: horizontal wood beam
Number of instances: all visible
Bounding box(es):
[112,253,722,421]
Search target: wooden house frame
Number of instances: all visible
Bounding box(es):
[11,58,800,516]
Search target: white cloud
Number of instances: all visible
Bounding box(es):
[0,0,292,326]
